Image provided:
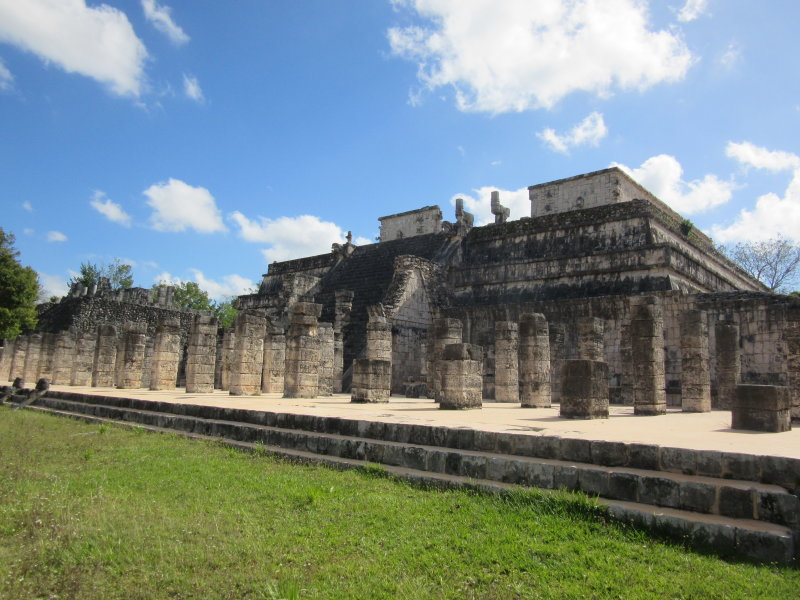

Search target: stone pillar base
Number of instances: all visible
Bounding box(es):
[351,359,391,403]
[559,359,609,419]
[732,385,792,432]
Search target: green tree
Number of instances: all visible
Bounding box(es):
[69,258,133,290]
[212,298,238,328]
[0,228,40,338]
[169,281,214,311]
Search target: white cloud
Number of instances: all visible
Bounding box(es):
[613,155,735,215]
[388,0,693,113]
[46,230,68,242]
[711,142,800,243]
[142,0,189,45]
[21,200,32,212]
[0,0,148,97]
[38,272,69,298]
[144,178,226,233]
[230,212,354,263]
[0,56,12,90]
[23,228,34,235]
[677,0,709,22]
[182,73,203,102]
[537,112,608,154]
[718,41,740,70]
[90,190,132,227]
[452,186,531,226]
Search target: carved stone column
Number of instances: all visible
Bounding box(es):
[92,325,118,387]
[117,323,147,389]
[261,327,286,393]
[680,309,711,412]
[229,310,268,396]
[428,318,462,401]
[51,330,76,385]
[185,315,218,393]
[218,328,235,391]
[284,302,322,398]
[714,318,740,410]
[494,321,519,403]
[150,319,182,391]
[438,343,483,410]
[22,333,42,384]
[630,296,667,416]
[577,317,604,361]
[519,313,551,408]
[560,359,609,419]
[71,330,97,386]
[333,290,354,393]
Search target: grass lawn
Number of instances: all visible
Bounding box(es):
[0,407,797,599]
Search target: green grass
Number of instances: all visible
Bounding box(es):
[0,407,797,599]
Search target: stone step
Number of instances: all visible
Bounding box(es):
[16,400,798,565]
[27,394,800,532]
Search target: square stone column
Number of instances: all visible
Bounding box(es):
[22,333,42,384]
[714,319,741,410]
[284,302,322,398]
[787,304,800,421]
[318,323,335,396]
[185,315,218,393]
[51,330,76,385]
[577,316,605,361]
[732,385,792,432]
[92,325,118,387]
[261,327,286,393]
[37,333,57,383]
[630,296,666,416]
[117,323,148,389]
[559,359,609,419]
[333,290,354,393]
[438,343,483,410]
[494,321,519,403]
[428,317,462,401]
[229,309,268,396]
[71,330,97,386]
[218,328,235,391]
[680,309,711,412]
[150,319,182,391]
[9,335,27,383]
[0,338,15,382]
[519,313,551,408]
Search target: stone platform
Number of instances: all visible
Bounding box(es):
[4,381,800,565]
[15,382,797,460]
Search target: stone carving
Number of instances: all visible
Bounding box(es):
[283,302,322,398]
[229,310,267,396]
[714,319,740,410]
[261,326,286,393]
[519,313,551,408]
[185,315,218,393]
[493,321,519,403]
[490,191,510,224]
[680,310,711,412]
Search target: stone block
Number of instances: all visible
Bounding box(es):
[608,472,639,501]
[559,438,592,463]
[679,481,716,513]
[719,485,755,519]
[732,385,792,432]
[638,476,680,508]
[559,360,609,419]
[590,441,627,466]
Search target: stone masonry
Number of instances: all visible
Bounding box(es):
[438,343,483,410]
[71,330,97,386]
[732,384,792,432]
[51,330,75,385]
[680,309,711,412]
[560,359,610,419]
[261,326,286,393]
[715,319,741,410]
[519,313,551,408]
[92,325,118,387]
[229,309,267,396]
[428,318,462,401]
[577,317,605,361]
[150,319,182,391]
[117,323,147,389]
[630,296,667,416]
[493,321,519,403]
[283,302,322,398]
[185,315,218,393]
[318,323,335,396]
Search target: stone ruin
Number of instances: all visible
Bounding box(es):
[3,167,799,432]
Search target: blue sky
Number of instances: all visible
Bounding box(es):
[1,0,799,300]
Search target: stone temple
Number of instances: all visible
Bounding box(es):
[4,167,799,425]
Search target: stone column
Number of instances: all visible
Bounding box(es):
[9,335,27,382]
[428,317,462,401]
[366,306,392,361]
[680,309,711,412]
[318,323,335,396]
[351,307,392,403]
[150,319,182,391]
[333,290,354,393]
[732,385,792,432]
[36,333,56,383]
[22,333,42,384]
[261,327,286,393]
[714,318,740,410]
[577,317,604,361]
[787,305,800,421]
[284,302,322,398]
[494,321,519,403]
[71,330,97,386]
[185,315,218,393]
[92,325,118,387]
[519,313,551,408]
[618,322,634,406]
[118,323,148,389]
[438,343,483,410]
[218,328,235,391]
[548,322,566,403]
[0,338,15,382]
[630,296,667,416]
[560,359,609,419]
[229,309,268,396]
[51,330,76,385]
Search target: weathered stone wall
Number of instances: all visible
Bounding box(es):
[528,168,640,218]
[379,206,442,241]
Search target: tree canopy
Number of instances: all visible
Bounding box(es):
[0,228,40,338]
[721,238,800,293]
[69,258,133,291]
[162,281,238,328]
